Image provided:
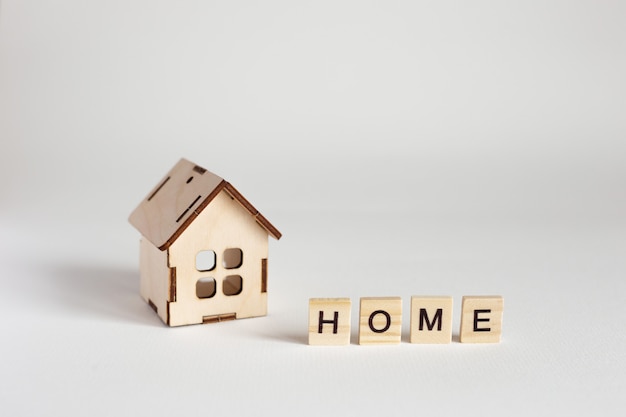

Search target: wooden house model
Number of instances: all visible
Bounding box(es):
[129,158,282,326]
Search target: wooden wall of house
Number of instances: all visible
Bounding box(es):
[167,190,269,326]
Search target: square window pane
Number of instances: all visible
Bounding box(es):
[223,248,243,269]
[196,250,216,271]
[223,275,243,296]
[196,278,216,299]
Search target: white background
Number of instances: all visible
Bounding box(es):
[1,1,625,416]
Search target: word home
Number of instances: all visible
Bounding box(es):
[308,295,503,345]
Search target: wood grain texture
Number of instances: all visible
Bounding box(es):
[410,296,453,344]
[459,296,504,343]
[129,158,283,327]
[308,298,351,346]
[167,191,269,326]
[358,297,402,345]
[138,237,170,325]
[129,159,281,251]
[129,158,224,249]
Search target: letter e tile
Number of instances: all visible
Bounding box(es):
[459,296,504,343]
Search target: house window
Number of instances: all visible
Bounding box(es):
[196,250,216,271]
[196,277,216,299]
[223,248,243,269]
[223,275,243,296]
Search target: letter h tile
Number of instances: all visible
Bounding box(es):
[308,298,351,345]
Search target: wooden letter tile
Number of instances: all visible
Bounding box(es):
[410,296,453,344]
[459,296,504,343]
[308,298,351,345]
[358,297,402,345]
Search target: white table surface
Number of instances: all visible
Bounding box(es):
[1,2,625,416]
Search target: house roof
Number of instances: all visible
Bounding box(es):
[129,158,282,250]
